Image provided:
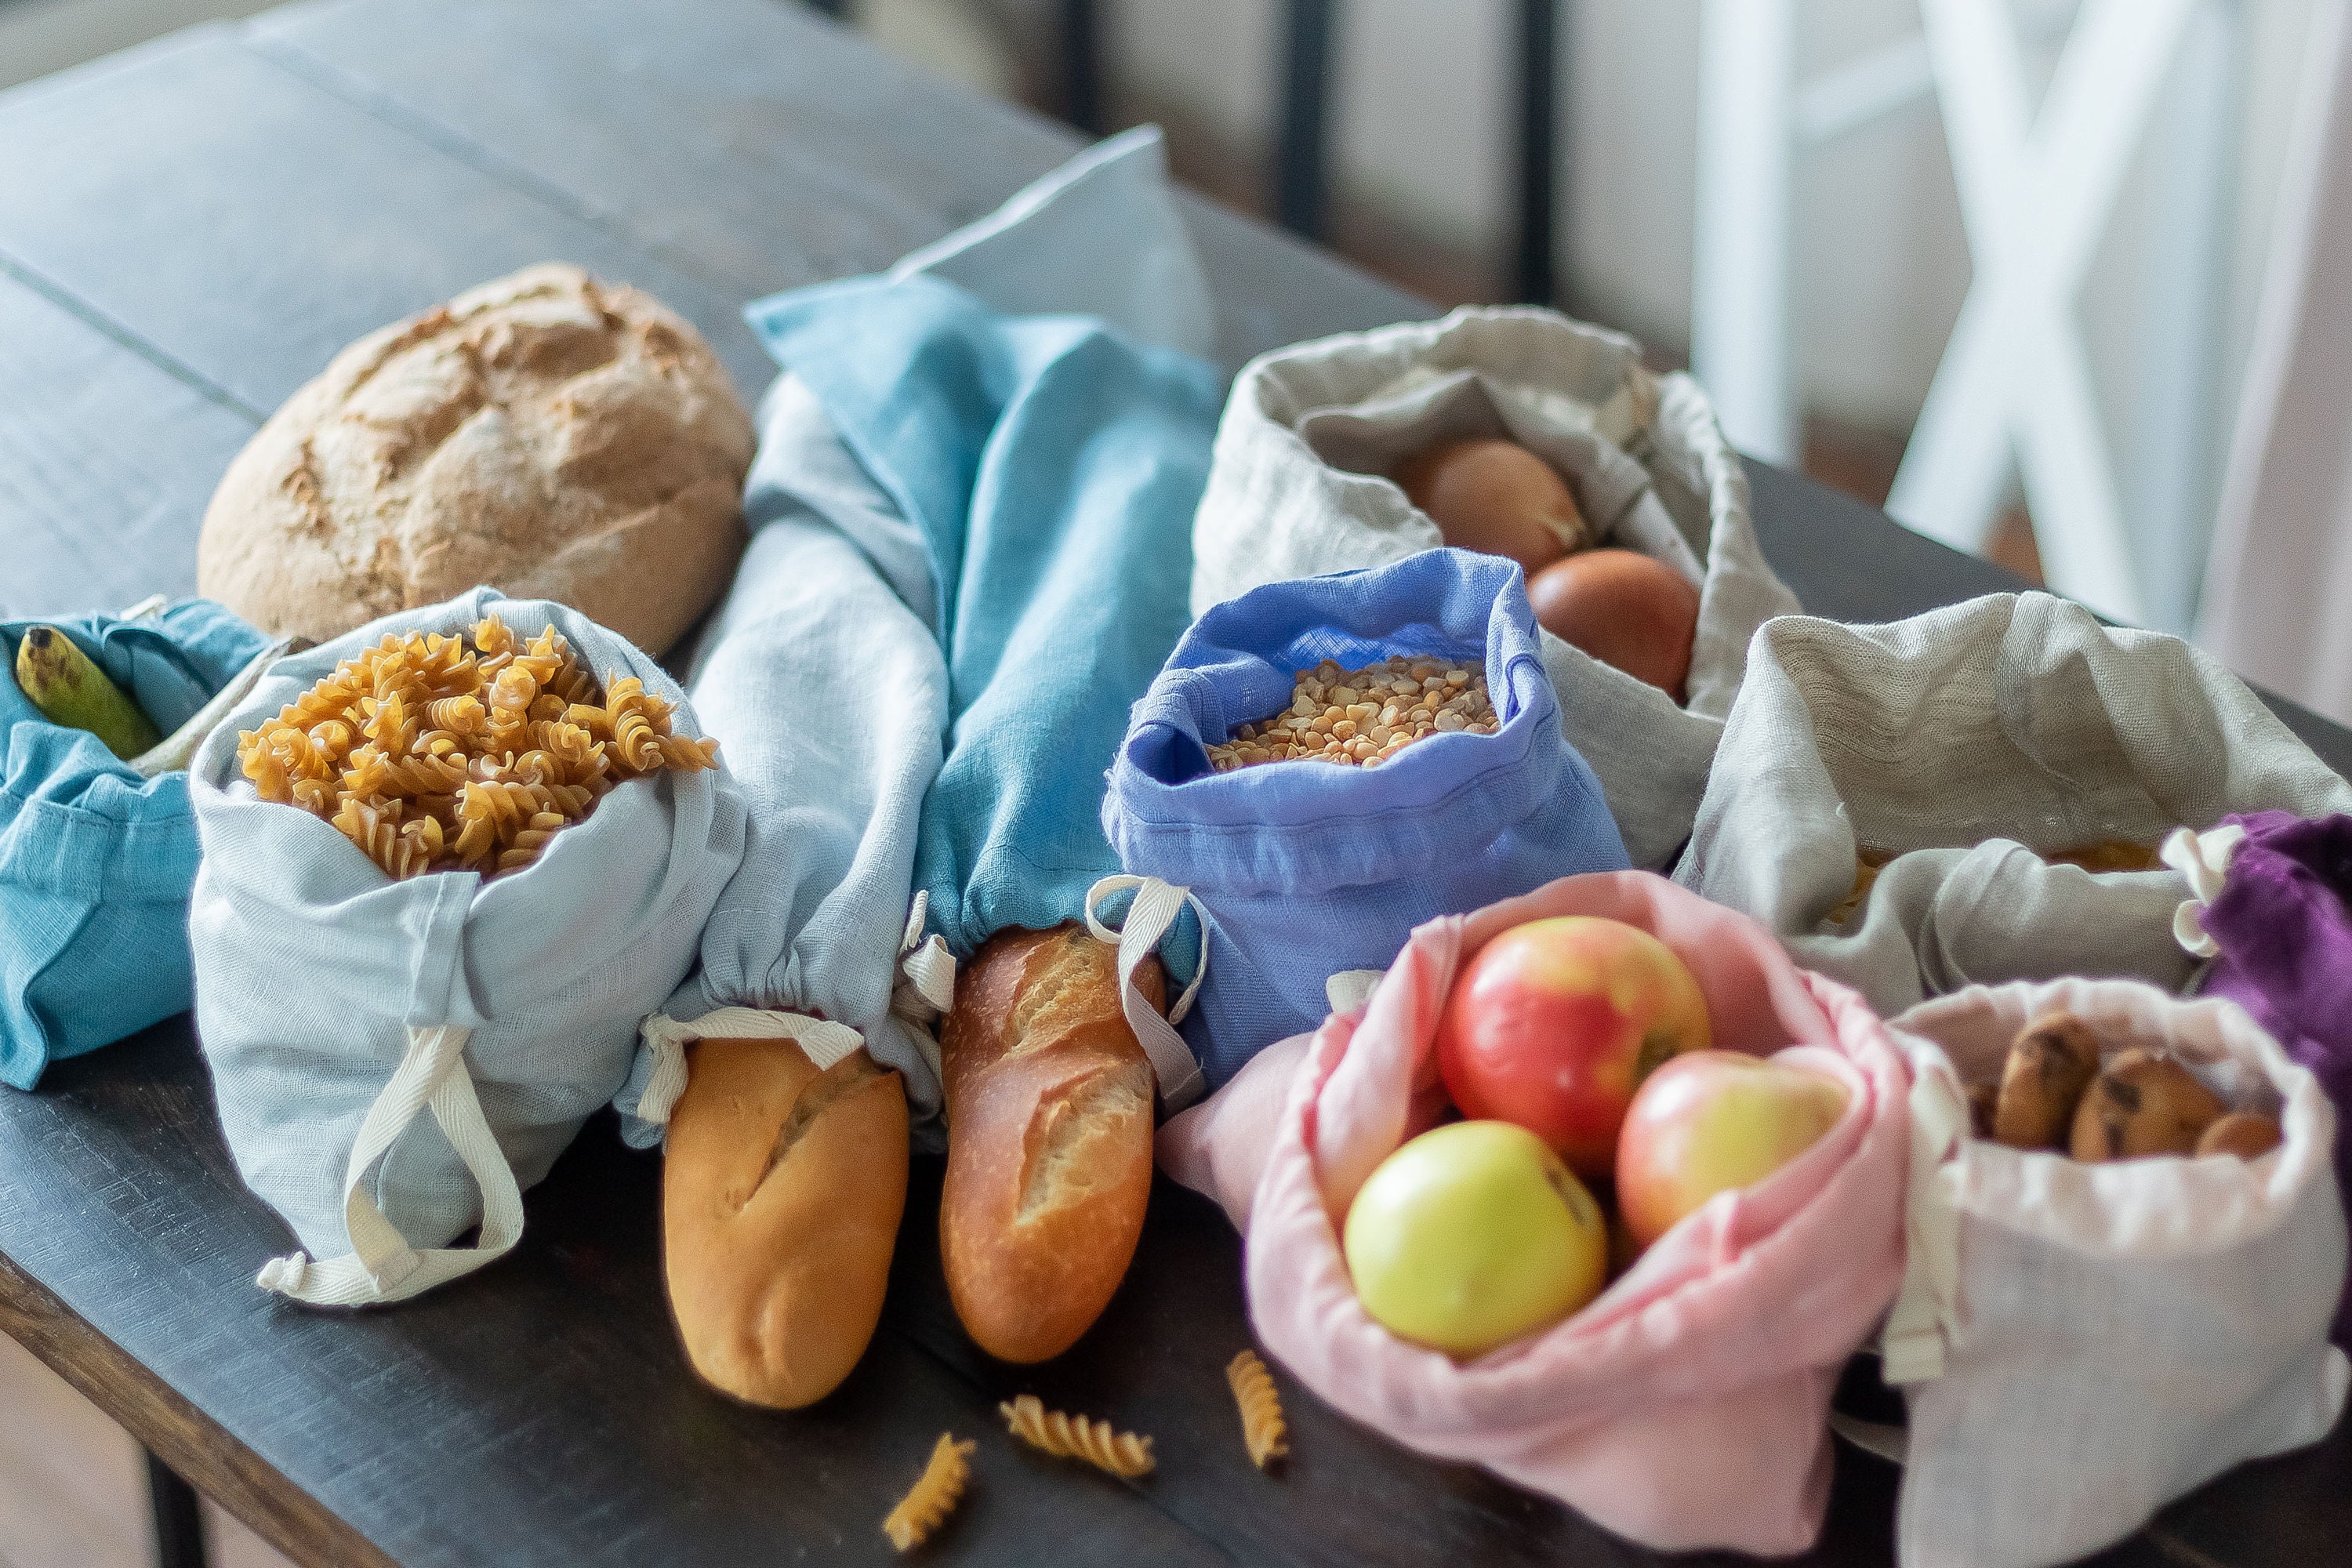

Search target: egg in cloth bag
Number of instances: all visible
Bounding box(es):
[1189,307,1797,869]
[190,590,745,1305]
[1164,872,1911,1555]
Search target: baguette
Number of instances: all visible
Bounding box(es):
[939,924,1164,1363]
[662,1039,909,1408]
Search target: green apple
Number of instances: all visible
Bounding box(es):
[1615,1050,1848,1250]
[1342,1120,1608,1358]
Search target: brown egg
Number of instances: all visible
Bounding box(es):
[1395,437,1586,575]
[1526,549,1700,701]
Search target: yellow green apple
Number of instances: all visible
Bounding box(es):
[1342,1120,1608,1358]
[1436,916,1711,1179]
[1614,1050,1848,1250]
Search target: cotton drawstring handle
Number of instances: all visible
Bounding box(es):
[1085,873,1207,1112]
[256,1025,524,1307]
[634,1007,868,1131]
[2161,823,2248,958]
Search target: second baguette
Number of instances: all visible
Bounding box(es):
[940,923,1165,1363]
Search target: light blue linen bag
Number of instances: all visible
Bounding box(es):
[619,126,1221,1138]
[1102,549,1632,1088]
[1,600,268,1087]
[743,268,1222,1106]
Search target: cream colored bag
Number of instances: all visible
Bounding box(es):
[1675,593,2352,1014]
[1190,308,1798,868]
[1875,978,2348,1568]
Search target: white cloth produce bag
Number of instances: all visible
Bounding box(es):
[619,124,1219,1142]
[1190,307,1798,868]
[1876,977,2349,1568]
[189,589,746,1305]
[1675,592,2352,1015]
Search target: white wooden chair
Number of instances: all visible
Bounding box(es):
[1693,0,2241,628]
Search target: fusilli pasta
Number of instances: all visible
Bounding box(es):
[1225,1349,1289,1470]
[880,1433,974,1552]
[234,615,717,882]
[998,1395,1154,1479]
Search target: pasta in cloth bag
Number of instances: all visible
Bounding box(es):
[623,125,1221,1140]
[1878,978,2347,1568]
[1676,593,2352,1016]
[1102,549,1628,1089]
[2168,810,2352,1344]
[1189,308,1797,868]
[190,590,744,1305]
[745,267,1221,1109]
[1226,872,1909,1555]
[3,599,270,1086]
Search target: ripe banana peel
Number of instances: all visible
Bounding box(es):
[14,626,162,761]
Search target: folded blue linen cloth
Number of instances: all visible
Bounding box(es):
[2,600,269,1086]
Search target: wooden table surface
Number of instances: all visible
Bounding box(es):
[2,2,2347,1565]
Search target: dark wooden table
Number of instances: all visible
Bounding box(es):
[2,2,2347,1565]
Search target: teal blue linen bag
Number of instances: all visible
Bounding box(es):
[1,600,269,1086]
[745,272,1218,1105]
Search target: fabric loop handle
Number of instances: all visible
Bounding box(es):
[635,1007,867,1131]
[1085,873,1207,1112]
[1881,1048,1970,1386]
[891,890,959,1029]
[256,1024,525,1308]
[2161,823,2248,959]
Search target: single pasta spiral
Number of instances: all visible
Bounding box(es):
[880,1434,974,1552]
[998,1395,1154,1479]
[1225,1349,1290,1470]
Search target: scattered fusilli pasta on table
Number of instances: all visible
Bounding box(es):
[881,1432,975,1552]
[998,1394,1155,1479]
[1225,1348,1290,1470]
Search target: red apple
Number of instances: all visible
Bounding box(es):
[1615,1050,1848,1250]
[1435,916,1711,1178]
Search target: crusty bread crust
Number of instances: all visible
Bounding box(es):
[939,924,1166,1364]
[662,1039,909,1409]
[198,263,753,656]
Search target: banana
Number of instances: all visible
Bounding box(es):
[14,626,162,761]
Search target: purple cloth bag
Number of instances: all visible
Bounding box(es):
[2191,809,2352,1343]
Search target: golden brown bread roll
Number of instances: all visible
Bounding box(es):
[1993,1011,2103,1151]
[662,1039,909,1408]
[2070,1048,2227,1162]
[939,924,1164,1364]
[2196,1111,2284,1160]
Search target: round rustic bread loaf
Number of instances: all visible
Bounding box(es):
[198,263,754,656]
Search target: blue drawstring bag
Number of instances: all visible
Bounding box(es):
[2,600,270,1087]
[746,271,1220,1105]
[1102,549,1632,1090]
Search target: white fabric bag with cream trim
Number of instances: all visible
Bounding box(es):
[1675,593,2352,1017]
[1875,977,2348,1568]
[1190,307,1798,868]
[189,589,745,1305]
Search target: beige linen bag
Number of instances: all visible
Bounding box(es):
[1190,307,1798,868]
[1675,592,2352,1014]
[1874,978,2347,1568]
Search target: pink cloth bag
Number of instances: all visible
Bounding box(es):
[1161,871,1911,1555]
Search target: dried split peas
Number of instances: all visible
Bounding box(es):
[1207,657,1497,772]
